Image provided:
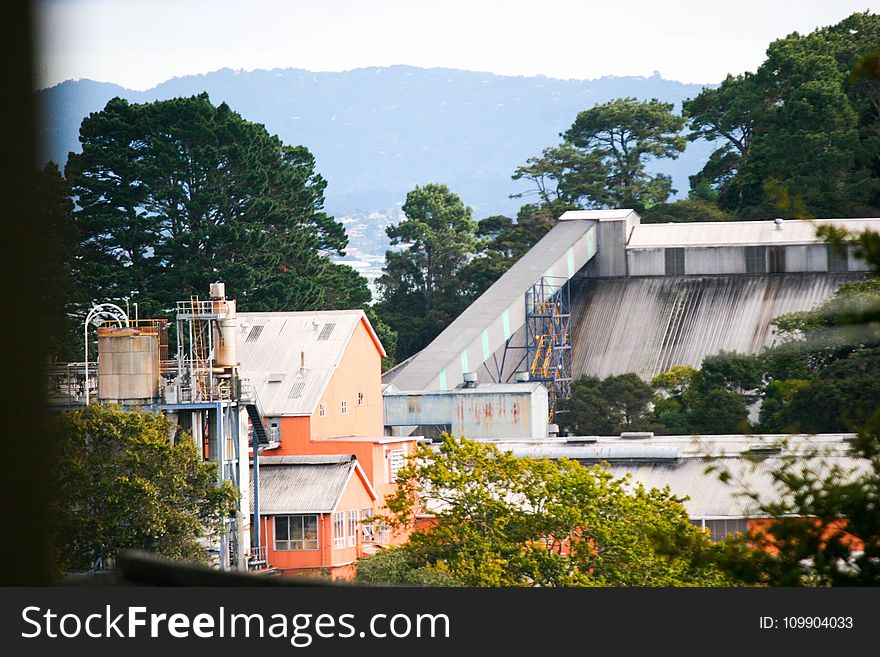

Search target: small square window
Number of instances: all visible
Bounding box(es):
[358,392,365,406]
[341,400,348,415]
[319,403,326,417]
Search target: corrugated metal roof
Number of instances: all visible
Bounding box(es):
[488,434,865,518]
[628,218,880,249]
[238,310,376,416]
[388,218,597,390]
[569,273,861,380]
[252,455,357,514]
[560,209,638,222]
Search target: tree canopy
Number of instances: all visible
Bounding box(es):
[65,93,369,318]
[49,404,237,575]
[514,98,686,215]
[379,435,738,586]
[684,12,880,218]
[375,183,479,361]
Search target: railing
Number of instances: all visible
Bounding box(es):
[246,545,268,570]
[175,299,234,319]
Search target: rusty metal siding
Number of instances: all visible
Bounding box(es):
[383,384,549,439]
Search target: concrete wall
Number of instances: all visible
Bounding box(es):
[626,244,872,277]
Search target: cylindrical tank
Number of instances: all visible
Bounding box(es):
[97,327,160,402]
[214,299,237,368]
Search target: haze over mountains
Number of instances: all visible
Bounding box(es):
[37,65,716,218]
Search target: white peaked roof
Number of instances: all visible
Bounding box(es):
[628,217,880,249]
[237,310,384,416]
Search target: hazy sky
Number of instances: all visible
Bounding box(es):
[36,0,880,90]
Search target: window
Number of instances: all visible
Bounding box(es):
[274,515,318,551]
[319,403,326,417]
[691,518,749,542]
[358,392,365,406]
[341,400,348,415]
[361,508,375,543]
[348,510,359,547]
[388,448,406,482]
[245,325,264,342]
[333,512,345,548]
[664,248,685,275]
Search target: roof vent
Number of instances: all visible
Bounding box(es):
[620,431,654,440]
[514,371,530,383]
[746,443,782,457]
[566,437,598,445]
[774,217,784,231]
[462,372,477,388]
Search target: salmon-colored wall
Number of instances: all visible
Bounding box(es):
[311,318,384,440]
[747,517,864,553]
[261,467,376,576]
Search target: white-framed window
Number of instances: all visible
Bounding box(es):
[348,510,359,546]
[318,403,326,417]
[358,392,365,406]
[274,515,318,551]
[388,447,406,482]
[333,511,345,548]
[361,508,375,543]
[341,400,348,415]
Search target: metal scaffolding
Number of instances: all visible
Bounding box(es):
[525,276,572,421]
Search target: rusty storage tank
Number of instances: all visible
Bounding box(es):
[210,282,237,369]
[97,326,160,403]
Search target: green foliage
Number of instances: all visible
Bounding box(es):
[558,373,658,435]
[564,97,687,210]
[684,12,880,217]
[385,436,739,586]
[363,306,398,371]
[514,98,686,215]
[719,411,880,586]
[37,162,83,361]
[375,184,479,361]
[355,547,461,586]
[640,199,734,224]
[65,93,367,317]
[49,404,237,575]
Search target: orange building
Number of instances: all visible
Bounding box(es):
[238,310,419,576]
[251,455,378,579]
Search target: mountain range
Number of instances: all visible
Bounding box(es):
[36,65,717,218]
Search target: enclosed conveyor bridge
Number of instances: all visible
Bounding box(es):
[385,211,638,392]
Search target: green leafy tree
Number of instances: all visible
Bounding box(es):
[356,547,461,586]
[514,98,686,215]
[66,93,366,316]
[375,184,479,361]
[384,436,739,586]
[563,97,687,210]
[37,161,83,361]
[558,373,658,435]
[49,404,237,574]
[640,199,734,224]
[684,12,880,217]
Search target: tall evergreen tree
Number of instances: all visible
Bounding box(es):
[65,93,367,316]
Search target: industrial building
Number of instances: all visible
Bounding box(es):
[48,288,418,578]
[235,309,419,576]
[478,432,866,542]
[383,210,880,426]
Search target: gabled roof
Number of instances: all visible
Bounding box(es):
[237,310,384,416]
[251,454,377,515]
